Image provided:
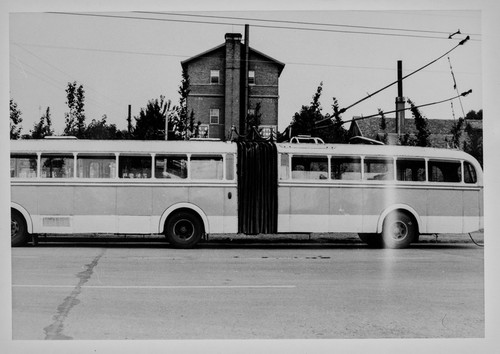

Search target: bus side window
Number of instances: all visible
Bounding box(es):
[364,158,394,180]
[119,155,152,179]
[331,157,361,180]
[41,154,74,178]
[464,161,477,184]
[396,159,425,182]
[225,154,235,180]
[279,153,290,180]
[428,160,461,183]
[77,155,116,178]
[191,155,223,180]
[155,155,187,179]
[11,154,38,178]
[291,155,328,180]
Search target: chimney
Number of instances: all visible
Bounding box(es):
[395,60,405,136]
[224,33,242,138]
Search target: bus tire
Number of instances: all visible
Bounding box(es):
[358,233,382,248]
[381,211,417,249]
[165,210,204,249]
[11,210,28,247]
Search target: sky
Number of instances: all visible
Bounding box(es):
[7,5,483,135]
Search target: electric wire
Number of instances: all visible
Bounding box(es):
[339,37,469,113]
[313,90,472,130]
[46,12,479,41]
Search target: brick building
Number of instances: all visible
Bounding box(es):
[181,32,285,140]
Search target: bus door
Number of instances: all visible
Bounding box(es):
[237,142,278,234]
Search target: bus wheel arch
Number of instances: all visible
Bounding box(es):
[159,204,208,248]
[379,207,420,249]
[164,208,205,248]
[11,207,30,247]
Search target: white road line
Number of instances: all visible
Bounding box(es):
[12,284,296,289]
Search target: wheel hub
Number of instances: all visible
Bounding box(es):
[390,221,408,240]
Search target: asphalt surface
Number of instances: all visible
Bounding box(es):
[11,231,484,341]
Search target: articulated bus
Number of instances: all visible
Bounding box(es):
[10,138,483,249]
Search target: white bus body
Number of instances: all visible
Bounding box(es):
[10,139,483,248]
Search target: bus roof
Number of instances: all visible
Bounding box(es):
[10,139,480,166]
[10,139,237,154]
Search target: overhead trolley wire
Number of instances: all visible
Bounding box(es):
[313,89,473,130]
[46,12,479,41]
[314,35,470,126]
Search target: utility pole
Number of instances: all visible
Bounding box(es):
[241,24,250,135]
[127,104,132,135]
[395,60,405,137]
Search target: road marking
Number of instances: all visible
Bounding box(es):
[13,284,296,289]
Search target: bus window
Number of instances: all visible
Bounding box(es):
[279,153,290,180]
[225,154,235,180]
[364,158,394,180]
[428,160,461,183]
[155,155,187,179]
[119,155,152,178]
[77,155,116,178]
[291,155,328,180]
[396,159,425,182]
[464,161,478,184]
[11,154,37,178]
[41,154,74,178]
[331,157,361,180]
[190,155,223,180]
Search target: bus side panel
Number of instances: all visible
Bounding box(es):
[277,186,291,232]
[116,186,153,233]
[36,185,75,233]
[189,185,237,233]
[11,185,38,231]
[152,185,189,232]
[362,186,427,233]
[288,186,330,232]
[463,189,483,232]
[329,186,363,232]
[223,186,238,233]
[426,188,464,233]
[73,185,118,233]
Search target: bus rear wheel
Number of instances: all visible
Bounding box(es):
[165,211,204,249]
[381,211,417,249]
[11,211,28,247]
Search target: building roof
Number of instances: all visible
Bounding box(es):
[181,40,285,76]
[353,116,482,148]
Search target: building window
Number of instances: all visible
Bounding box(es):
[210,109,220,124]
[248,70,255,85]
[210,70,220,84]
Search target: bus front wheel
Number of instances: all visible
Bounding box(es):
[381,211,417,249]
[11,211,28,247]
[165,210,204,249]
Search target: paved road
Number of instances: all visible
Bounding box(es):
[11,239,484,340]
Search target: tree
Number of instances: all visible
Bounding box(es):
[402,99,431,147]
[133,96,170,140]
[290,82,324,137]
[30,107,54,139]
[10,99,23,139]
[176,69,192,139]
[449,117,465,149]
[64,81,86,138]
[378,109,388,144]
[84,115,120,139]
[464,122,483,167]
[465,109,482,120]
[289,82,348,143]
